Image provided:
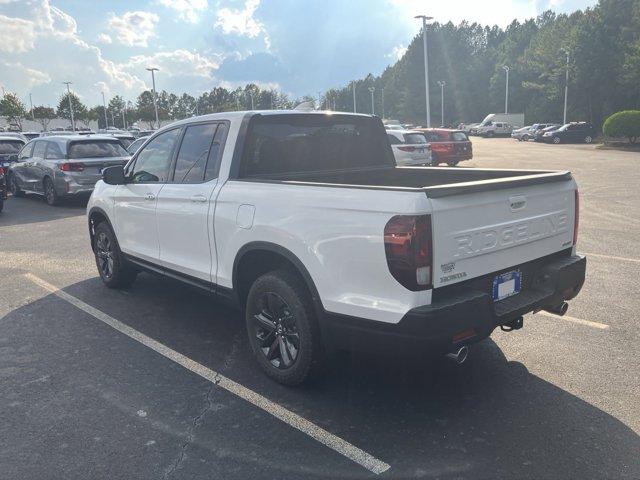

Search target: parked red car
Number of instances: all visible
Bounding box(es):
[417,128,473,166]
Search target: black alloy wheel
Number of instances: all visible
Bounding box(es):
[44,178,59,206]
[95,231,115,279]
[252,292,300,369]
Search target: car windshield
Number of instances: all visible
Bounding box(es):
[449,131,469,141]
[403,133,427,144]
[68,140,129,158]
[0,140,24,154]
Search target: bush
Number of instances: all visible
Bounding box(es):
[603,110,640,144]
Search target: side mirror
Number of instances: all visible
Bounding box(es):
[102,165,126,185]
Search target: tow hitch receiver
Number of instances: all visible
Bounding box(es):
[500,316,524,332]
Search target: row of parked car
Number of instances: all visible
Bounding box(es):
[384,124,473,167]
[511,122,596,144]
[0,130,151,211]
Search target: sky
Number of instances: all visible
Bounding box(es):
[0,0,597,108]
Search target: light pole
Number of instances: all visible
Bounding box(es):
[352,81,357,113]
[62,81,75,131]
[562,49,570,124]
[437,81,446,126]
[122,107,126,130]
[146,67,160,129]
[415,15,433,127]
[368,86,375,115]
[502,65,510,114]
[29,93,34,120]
[236,95,240,111]
[381,87,385,119]
[250,92,255,110]
[101,91,109,128]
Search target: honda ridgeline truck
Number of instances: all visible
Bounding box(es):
[87,111,586,385]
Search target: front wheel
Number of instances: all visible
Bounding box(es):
[584,135,593,144]
[553,136,561,144]
[486,131,494,138]
[93,222,138,288]
[8,174,24,197]
[43,177,60,206]
[246,270,324,385]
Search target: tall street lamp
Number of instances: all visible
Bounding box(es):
[415,15,433,127]
[368,86,375,115]
[351,81,357,113]
[62,81,75,131]
[29,93,34,121]
[502,65,510,114]
[101,91,109,128]
[146,67,160,129]
[562,49,570,124]
[437,81,446,126]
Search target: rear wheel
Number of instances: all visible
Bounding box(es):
[447,160,459,167]
[93,222,138,289]
[584,135,593,144]
[8,173,24,197]
[486,131,494,138]
[553,136,561,144]
[43,177,60,206]
[246,269,324,385]
[523,134,530,141]
[0,198,3,213]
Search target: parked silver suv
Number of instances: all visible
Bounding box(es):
[8,135,130,205]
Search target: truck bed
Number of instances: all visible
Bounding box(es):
[246,166,572,198]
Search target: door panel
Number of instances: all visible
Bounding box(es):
[156,122,225,282]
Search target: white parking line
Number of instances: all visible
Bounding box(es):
[538,311,610,330]
[24,273,390,475]
[580,252,640,264]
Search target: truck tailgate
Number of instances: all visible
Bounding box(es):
[430,179,576,288]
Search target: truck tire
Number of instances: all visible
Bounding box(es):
[8,173,24,197]
[43,177,60,206]
[93,222,138,289]
[246,269,324,385]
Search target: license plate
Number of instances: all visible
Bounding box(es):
[492,270,521,301]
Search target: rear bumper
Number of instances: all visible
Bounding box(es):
[54,174,98,196]
[323,252,586,355]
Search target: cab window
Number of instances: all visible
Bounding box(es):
[130,128,181,183]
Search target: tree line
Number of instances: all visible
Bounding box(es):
[327,0,640,129]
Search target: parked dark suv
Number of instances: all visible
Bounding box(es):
[541,122,595,144]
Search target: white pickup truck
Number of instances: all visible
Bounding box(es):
[87,111,586,385]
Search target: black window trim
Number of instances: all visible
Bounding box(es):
[44,140,65,160]
[126,126,184,185]
[166,119,230,185]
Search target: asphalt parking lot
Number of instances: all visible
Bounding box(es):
[1,137,639,479]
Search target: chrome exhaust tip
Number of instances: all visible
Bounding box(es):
[545,301,569,316]
[446,346,469,365]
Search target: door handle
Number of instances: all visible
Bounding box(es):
[145,193,155,201]
[190,194,208,203]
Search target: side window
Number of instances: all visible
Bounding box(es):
[19,142,34,160]
[387,134,401,145]
[204,122,228,181]
[32,141,46,159]
[45,142,65,159]
[172,123,217,183]
[130,128,181,183]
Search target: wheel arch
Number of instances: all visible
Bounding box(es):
[232,242,324,315]
[88,206,115,252]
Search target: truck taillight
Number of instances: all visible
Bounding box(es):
[573,189,579,245]
[384,214,433,291]
[59,162,85,172]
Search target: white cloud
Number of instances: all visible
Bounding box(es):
[388,44,407,60]
[121,49,221,79]
[0,61,51,88]
[108,11,159,47]
[158,0,208,23]
[0,15,36,53]
[97,33,112,44]
[215,0,264,37]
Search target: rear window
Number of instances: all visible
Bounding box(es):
[240,114,393,177]
[0,140,24,154]
[68,141,129,159]
[449,132,468,141]
[403,133,427,144]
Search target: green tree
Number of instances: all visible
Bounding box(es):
[136,90,157,128]
[0,92,27,129]
[56,92,87,127]
[32,105,56,131]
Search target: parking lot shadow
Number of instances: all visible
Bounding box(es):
[3,273,638,479]
[0,195,87,227]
